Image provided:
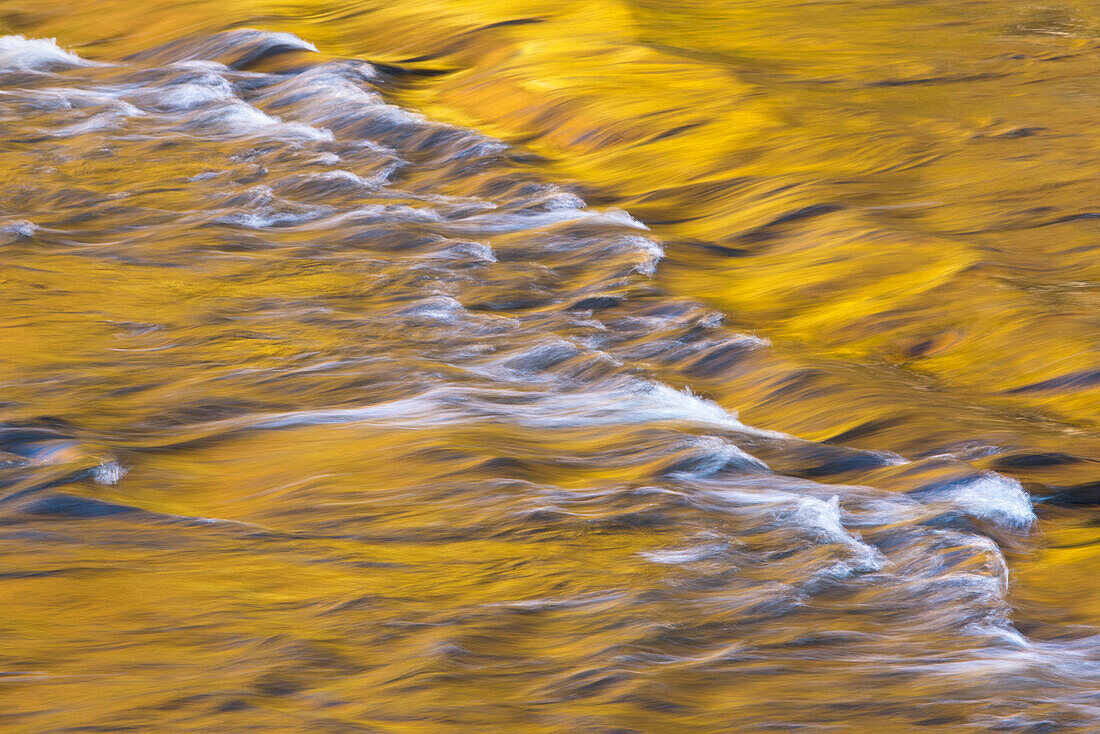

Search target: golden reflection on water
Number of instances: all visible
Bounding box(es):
[0,0,1099,730]
[11,0,1100,448]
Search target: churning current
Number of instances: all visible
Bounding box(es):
[0,29,1097,733]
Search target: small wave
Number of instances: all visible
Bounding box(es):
[147,74,236,112]
[0,220,37,243]
[91,461,128,486]
[931,472,1036,529]
[133,29,318,69]
[0,35,101,72]
[788,495,886,572]
[181,100,332,140]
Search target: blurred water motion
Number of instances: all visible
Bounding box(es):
[0,0,1099,731]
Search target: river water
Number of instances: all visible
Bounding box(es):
[0,2,1098,731]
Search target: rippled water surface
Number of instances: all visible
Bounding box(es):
[0,2,1099,731]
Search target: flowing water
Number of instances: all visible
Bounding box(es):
[0,1,1099,731]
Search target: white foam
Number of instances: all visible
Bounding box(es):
[52,107,142,137]
[231,377,785,438]
[253,67,394,128]
[730,333,772,349]
[249,31,318,55]
[310,204,443,230]
[789,496,885,572]
[642,543,725,564]
[168,59,230,72]
[191,101,333,141]
[371,203,443,221]
[442,207,648,235]
[270,67,380,104]
[936,473,1036,529]
[253,393,459,430]
[540,192,587,211]
[444,137,511,162]
[0,220,37,240]
[14,87,131,113]
[92,461,128,486]
[1,89,70,110]
[309,169,375,188]
[665,435,770,477]
[157,77,236,111]
[622,234,664,275]
[0,35,99,72]
[485,381,787,436]
[307,152,343,166]
[215,206,331,229]
[620,382,773,433]
[436,241,496,263]
[399,295,465,322]
[963,621,1031,649]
